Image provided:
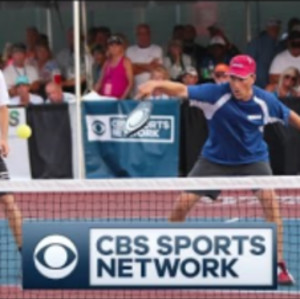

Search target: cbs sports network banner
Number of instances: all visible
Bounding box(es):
[23,222,276,289]
[82,100,180,178]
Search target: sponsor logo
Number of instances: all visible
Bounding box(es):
[33,235,78,279]
[24,223,276,289]
[248,115,262,121]
[91,120,106,136]
[86,115,174,143]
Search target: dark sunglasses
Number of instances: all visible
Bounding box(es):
[284,74,297,82]
[214,72,228,78]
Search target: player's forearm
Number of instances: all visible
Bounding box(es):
[0,106,9,140]
[289,110,300,131]
[133,63,151,74]
[152,81,188,98]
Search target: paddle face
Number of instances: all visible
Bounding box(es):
[123,101,153,137]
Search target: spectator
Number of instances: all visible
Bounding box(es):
[278,17,300,51]
[25,26,40,64]
[200,35,232,81]
[94,26,111,50]
[95,35,133,99]
[246,18,281,88]
[180,66,199,85]
[9,75,43,106]
[38,34,49,47]
[126,24,163,95]
[55,27,86,93]
[269,30,300,84]
[91,44,106,85]
[45,81,75,104]
[266,67,300,98]
[115,33,129,50]
[207,23,240,57]
[1,42,13,68]
[172,25,185,41]
[163,39,193,81]
[33,42,60,83]
[148,65,170,100]
[87,27,98,50]
[3,43,40,97]
[212,63,230,84]
[182,24,206,72]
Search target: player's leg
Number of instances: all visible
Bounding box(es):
[240,161,294,285]
[0,157,22,251]
[169,157,223,222]
[0,193,22,250]
[256,189,283,260]
[256,189,294,285]
[169,192,200,222]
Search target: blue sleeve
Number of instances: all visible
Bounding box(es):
[265,93,291,126]
[187,83,226,104]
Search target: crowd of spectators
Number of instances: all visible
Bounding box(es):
[1,17,300,106]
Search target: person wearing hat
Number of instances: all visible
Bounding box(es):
[269,30,300,85]
[9,75,43,106]
[212,63,230,84]
[180,66,199,86]
[200,35,233,81]
[246,18,282,88]
[163,39,193,81]
[207,23,240,57]
[3,42,40,97]
[95,35,133,99]
[136,54,300,286]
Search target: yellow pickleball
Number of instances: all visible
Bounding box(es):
[16,124,32,139]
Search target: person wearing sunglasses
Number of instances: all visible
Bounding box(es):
[212,63,230,84]
[266,67,300,98]
[269,30,300,85]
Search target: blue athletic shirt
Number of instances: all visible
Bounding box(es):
[188,82,291,165]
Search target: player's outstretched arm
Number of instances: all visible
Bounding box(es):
[289,110,300,130]
[136,80,188,100]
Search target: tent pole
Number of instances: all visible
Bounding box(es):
[81,0,93,91]
[245,1,252,43]
[46,7,53,50]
[73,0,85,179]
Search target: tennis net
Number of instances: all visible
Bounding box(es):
[0,176,299,299]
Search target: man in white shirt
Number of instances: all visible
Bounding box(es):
[45,81,75,104]
[269,30,300,84]
[0,70,22,253]
[3,43,40,97]
[126,24,163,96]
[9,76,44,106]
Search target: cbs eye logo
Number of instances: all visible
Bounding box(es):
[92,120,106,136]
[33,235,78,279]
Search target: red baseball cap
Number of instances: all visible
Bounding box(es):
[228,55,256,78]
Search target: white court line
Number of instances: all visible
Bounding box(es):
[225,218,240,223]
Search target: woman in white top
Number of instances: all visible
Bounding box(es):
[9,75,44,106]
[163,39,192,81]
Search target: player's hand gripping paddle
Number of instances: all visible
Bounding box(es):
[123,100,153,137]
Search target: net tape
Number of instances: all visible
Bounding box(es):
[0,176,299,192]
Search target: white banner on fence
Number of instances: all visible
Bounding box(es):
[6,107,31,180]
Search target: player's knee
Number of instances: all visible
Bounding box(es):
[0,194,15,207]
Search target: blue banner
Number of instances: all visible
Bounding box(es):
[23,221,276,289]
[82,100,180,178]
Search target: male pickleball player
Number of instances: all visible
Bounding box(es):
[0,70,22,253]
[136,54,300,285]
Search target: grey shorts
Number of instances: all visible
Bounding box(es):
[187,157,273,200]
[0,157,10,197]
